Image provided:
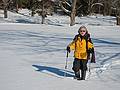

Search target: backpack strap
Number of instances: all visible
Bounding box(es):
[73,34,91,49]
[73,34,79,41]
[85,33,90,51]
[86,36,95,62]
[85,34,91,60]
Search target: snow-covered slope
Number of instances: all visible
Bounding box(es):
[0,9,117,26]
[0,9,120,90]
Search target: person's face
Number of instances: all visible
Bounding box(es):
[79,28,87,36]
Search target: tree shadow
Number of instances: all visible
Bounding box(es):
[16,19,35,24]
[32,65,74,77]
[100,52,120,65]
[93,38,120,45]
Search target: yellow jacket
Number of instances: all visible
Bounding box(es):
[68,35,94,60]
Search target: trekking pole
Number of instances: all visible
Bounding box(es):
[87,60,91,80]
[89,60,91,72]
[64,51,69,77]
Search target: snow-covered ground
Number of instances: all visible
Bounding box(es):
[0,10,120,90]
[0,9,116,26]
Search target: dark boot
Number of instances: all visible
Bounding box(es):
[74,71,80,79]
[80,70,86,80]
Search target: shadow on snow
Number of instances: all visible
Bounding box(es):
[32,65,74,78]
[93,38,120,46]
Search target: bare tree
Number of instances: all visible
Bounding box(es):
[2,0,12,18]
[59,0,77,26]
[41,0,45,24]
[86,0,95,15]
[70,0,77,26]
[110,0,120,25]
[39,0,54,24]
[103,0,112,16]
[30,0,54,24]
[115,0,120,25]
[59,0,105,26]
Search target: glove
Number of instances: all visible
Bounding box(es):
[66,46,70,53]
[88,48,94,53]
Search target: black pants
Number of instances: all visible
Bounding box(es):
[72,58,88,72]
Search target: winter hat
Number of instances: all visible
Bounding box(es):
[78,26,88,34]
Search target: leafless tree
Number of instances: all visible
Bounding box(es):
[70,0,77,26]
[31,0,54,24]
[114,0,120,25]
[103,0,111,16]
[87,0,94,14]
[59,0,77,26]
[1,0,12,18]
[59,0,104,26]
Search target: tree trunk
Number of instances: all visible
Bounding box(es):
[16,3,19,13]
[103,1,107,16]
[31,8,35,17]
[103,0,111,16]
[4,5,7,18]
[41,5,45,24]
[116,16,120,25]
[70,0,77,26]
[2,0,12,18]
[88,0,92,15]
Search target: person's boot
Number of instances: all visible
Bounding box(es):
[74,71,80,79]
[80,70,86,80]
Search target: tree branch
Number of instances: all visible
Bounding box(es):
[59,1,71,13]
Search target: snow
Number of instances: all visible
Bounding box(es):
[0,9,120,90]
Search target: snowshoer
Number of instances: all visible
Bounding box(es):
[66,26,95,80]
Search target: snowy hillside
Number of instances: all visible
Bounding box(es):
[0,10,120,90]
[0,9,117,26]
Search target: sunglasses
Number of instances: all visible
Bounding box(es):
[80,30,86,32]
